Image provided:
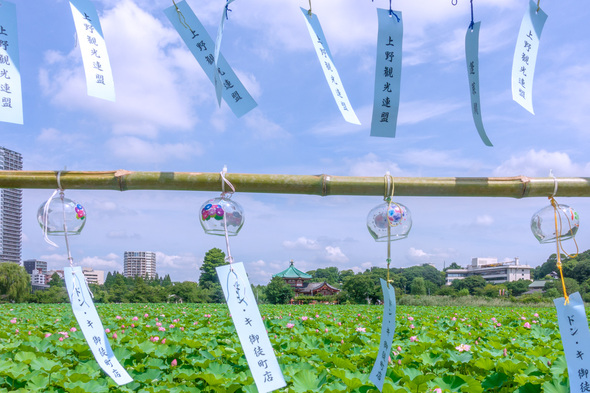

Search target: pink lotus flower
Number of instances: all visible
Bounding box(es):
[433,388,443,393]
[316,329,319,333]
[315,314,320,318]
[116,315,122,320]
[45,333,51,338]
[497,323,502,327]
[15,329,19,334]
[338,322,342,326]
[408,316,414,321]
[286,323,294,328]
[503,348,507,357]
[397,346,402,352]
[204,314,212,318]
[301,316,308,321]
[132,316,139,321]
[410,324,415,329]
[121,330,125,334]
[455,344,471,352]
[59,337,64,342]
[158,327,166,332]
[534,313,539,317]
[451,317,456,321]
[171,359,177,367]
[112,333,118,339]
[144,314,149,318]
[70,327,77,332]
[521,316,526,320]
[173,319,178,323]
[161,338,166,344]
[28,331,31,335]
[169,324,175,328]
[356,327,366,332]
[524,322,531,329]
[9,318,16,324]
[410,336,418,342]
[105,328,110,333]
[156,322,162,327]
[146,325,151,328]
[325,328,329,333]
[180,327,185,331]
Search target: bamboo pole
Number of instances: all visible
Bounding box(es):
[0,170,589,198]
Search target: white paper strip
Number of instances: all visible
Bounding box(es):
[0,1,23,125]
[554,292,590,393]
[65,266,132,385]
[511,0,547,114]
[369,279,397,391]
[465,22,492,146]
[300,8,360,125]
[216,263,286,393]
[164,1,256,118]
[371,9,402,138]
[69,0,115,102]
[214,0,236,106]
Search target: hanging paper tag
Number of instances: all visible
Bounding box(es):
[554,292,590,392]
[511,0,547,114]
[369,279,397,391]
[64,266,132,385]
[214,0,236,106]
[0,1,23,125]
[300,8,360,125]
[164,1,257,118]
[69,0,116,102]
[371,9,402,138]
[465,22,492,146]
[216,263,286,393]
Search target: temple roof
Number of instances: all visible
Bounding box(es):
[299,281,340,294]
[273,260,312,279]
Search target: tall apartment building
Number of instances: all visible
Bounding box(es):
[0,147,23,263]
[124,251,156,279]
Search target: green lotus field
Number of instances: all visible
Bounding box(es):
[0,303,571,392]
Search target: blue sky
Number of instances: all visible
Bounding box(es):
[3,0,590,284]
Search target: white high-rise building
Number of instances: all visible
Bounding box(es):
[0,147,22,263]
[124,251,156,279]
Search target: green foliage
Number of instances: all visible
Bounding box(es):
[451,275,487,295]
[410,277,427,296]
[0,303,568,392]
[265,276,294,304]
[199,248,227,286]
[342,274,380,304]
[506,279,532,296]
[0,262,31,303]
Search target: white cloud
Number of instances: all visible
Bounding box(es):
[407,247,432,262]
[475,215,494,226]
[348,153,404,177]
[79,254,122,270]
[282,237,320,250]
[106,230,141,239]
[398,100,462,126]
[106,136,203,164]
[243,109,292,139]
[39,0,207,138]
[324,246,349,263]
[493,149,590,177]
[155,252,199,270]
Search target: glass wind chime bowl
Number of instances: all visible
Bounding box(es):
[367,201,412,242]
[37,196,87,235]
[531,204,579,244]
[199,197,244,236]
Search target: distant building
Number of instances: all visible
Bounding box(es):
[445,257,532,285]
[24,259,48,289]
[124,251,156,279]
[0,147,23,264]
[82,267,105,285]
[274,260,340,297]
[46,270,64,284]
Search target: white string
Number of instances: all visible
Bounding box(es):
[60,190,74,268]
[384,171,392,201]
[42,189,59,248]
[549,169,558,197]
[220,165,235,197]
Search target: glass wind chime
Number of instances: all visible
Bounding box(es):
[366,173,412,392]
[530,175,590,393]
[198,167,286,393]
[37,172,132,385]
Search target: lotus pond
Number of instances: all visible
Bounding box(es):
[0,303,571,392]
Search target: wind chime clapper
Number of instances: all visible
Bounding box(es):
[366,173,412,285]
[530,172,580,304]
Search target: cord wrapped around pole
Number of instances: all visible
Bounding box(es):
[0,171,589,198]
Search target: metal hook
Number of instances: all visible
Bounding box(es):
[308,0,312,16]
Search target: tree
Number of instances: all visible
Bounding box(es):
[505,279,532,296]
[451,275,486,295]
[199,248,227,286]
[308,267,339,285]
[410,277,426,295]
[342,275,380,304]
[0,262,31,302]
[444,262,462,271]
[265,276,294,304]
